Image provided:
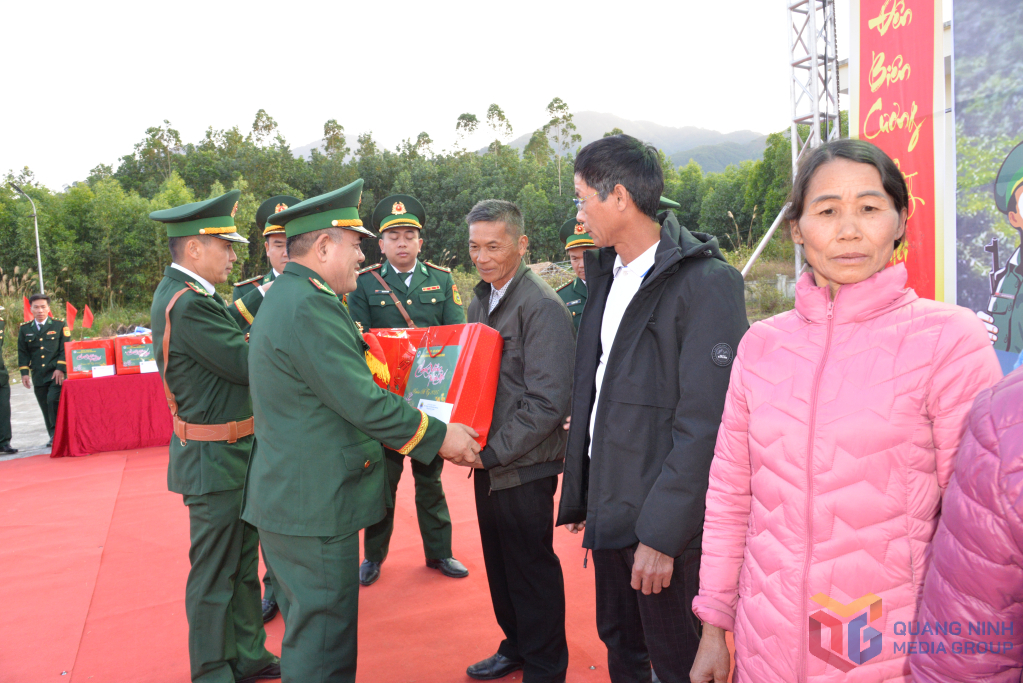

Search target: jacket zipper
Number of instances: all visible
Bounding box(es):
[798,295,836,683]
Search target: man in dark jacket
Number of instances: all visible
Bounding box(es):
[556,135,748,683]
[463,199,575,683]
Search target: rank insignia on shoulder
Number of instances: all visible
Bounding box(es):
[425,262,451,273]
[309,277,338,298]
[555,281,571,292]
[452,284,462,306]
[422,285,441,292]
[358,264,382,275]
[233,275,263,287]
[185,282,212,296]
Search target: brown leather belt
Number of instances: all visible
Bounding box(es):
[173,415,253,444]
[164,288,254,445]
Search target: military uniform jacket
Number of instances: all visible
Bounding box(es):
[556,278,588,331]
[987,246,1023,353]
[0,316,9,386]
[241,261,446,538]
[18,317,68,386]
[228,274,270,332]
[347,260,464,331]
[151,266,255,496]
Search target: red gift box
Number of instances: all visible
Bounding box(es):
[371,324,503,447]
[65,338,115,380]
[114,335,155,375]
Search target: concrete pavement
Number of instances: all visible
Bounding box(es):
[0,381,54,462]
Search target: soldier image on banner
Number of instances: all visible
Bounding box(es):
[346,193,469,587]
[976,142,1023,365]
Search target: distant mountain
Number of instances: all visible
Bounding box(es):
[671,136,768,174]
[292,111,768,173]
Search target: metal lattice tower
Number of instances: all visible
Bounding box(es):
[789,0,840,274]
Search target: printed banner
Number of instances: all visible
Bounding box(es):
[952,0,1023,373]
[849,0,944,299]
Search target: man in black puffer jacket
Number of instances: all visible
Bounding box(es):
[556,135,748,683]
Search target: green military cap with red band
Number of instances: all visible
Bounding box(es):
[268,179,375,239]
[148,189,249,243]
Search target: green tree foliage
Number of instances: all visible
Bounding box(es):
[1,109,802,316]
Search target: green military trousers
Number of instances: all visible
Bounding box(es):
[182,489,277,683]
[363,448,452,563]
[0,383,12,448]
[258,528,360,683]
[261,544,277,604]
[33,382,60,438]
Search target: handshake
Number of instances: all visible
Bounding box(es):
[438,423,485,469]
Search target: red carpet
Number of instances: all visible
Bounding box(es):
[0,447,613,682]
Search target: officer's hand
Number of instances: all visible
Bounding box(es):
[53,369,65,386]
[439,422,481,465]
[259,281,274,295]
[977,311,999,342]
[21,376,31,389]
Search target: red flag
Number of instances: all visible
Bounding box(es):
[23,296,30,322]
[66,302,78,331]
[83,305,94,329]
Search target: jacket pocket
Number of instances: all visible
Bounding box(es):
[419,291,448,305]
[341,438,383,472]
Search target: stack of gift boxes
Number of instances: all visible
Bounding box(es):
[64,334,156,380]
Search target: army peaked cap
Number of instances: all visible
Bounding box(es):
[560,217,594,250]
[257,195,302,236]
[268,179,374,238]
[373,194,426,233]
[995,142,1023,215]
[149,189,248,243]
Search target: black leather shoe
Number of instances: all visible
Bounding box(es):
[467,653,523,680]
[46,439,53,448]
[261,598,278,623]
[0,446,17,454]
[236,659,281,682]
[359,559,381,586]
[426,557,469,578]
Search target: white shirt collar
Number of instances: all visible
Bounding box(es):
[171,263,216,295]
[613,241,658,280]
[389,258,419,276]
[272,268,281,278]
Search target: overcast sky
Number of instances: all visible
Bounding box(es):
[1,0,951,190]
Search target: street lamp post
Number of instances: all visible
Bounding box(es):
[9,183,44,294]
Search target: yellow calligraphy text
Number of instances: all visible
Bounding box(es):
[864,98,923,153]
[893,158,926,221]
[867,0,913,36]
[869,51,911,92]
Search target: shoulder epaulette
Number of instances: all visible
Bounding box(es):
[20,320,32,326]
[185,282,212,297]
[308,277,338,298]
[233,274,263,287]
[425,262,451,273]
[555,281,572,292]
[358,263,383,275]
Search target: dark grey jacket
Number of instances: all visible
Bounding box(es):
[556,212,748,557]
[468,261,575,491]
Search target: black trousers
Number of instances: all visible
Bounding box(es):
[0,383,11,448]
[33,382,61,438]
[474,470,568,683]
[592,545,703,683]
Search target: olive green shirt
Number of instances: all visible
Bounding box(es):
[556,278,588,331]
[18,317,68,386]
[151,266,255,496]
[241,261,446,538]
[347,260,464,330]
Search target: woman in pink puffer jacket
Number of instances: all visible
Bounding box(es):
[910,368,1023,681]
[688,140,1002,683]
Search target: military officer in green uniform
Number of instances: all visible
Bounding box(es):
[232,195,300,336]
[554,217,595,331]
[241,179,481,683]
[0,310,17,455]
[148,189,279,683]
[18,294,68,448]
[233,195,300,622]
[979,142,1023,361]
[346,194,468,586]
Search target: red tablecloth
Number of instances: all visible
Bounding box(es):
[51,372,173,458]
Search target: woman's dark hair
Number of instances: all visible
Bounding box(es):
[574,134,663,219]
[785,139,909,247]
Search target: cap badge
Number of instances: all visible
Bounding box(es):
[231,202,239,218]
[274,203,288,213]
[392,202,407,215]
[574,224,585,234]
